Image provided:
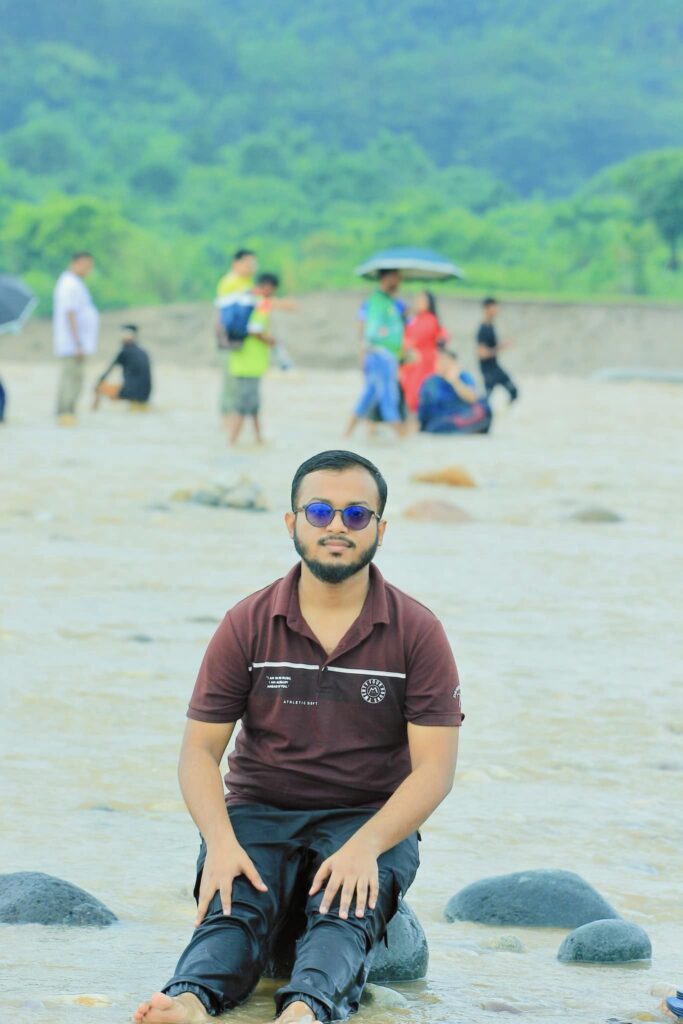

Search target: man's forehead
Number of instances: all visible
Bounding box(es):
[297,467,379,502]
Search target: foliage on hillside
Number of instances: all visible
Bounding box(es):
[1,1,683,308]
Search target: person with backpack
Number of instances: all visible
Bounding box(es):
[215,250,258,431]
[223,273,280,445]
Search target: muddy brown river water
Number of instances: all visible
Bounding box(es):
[1,364,682,1024]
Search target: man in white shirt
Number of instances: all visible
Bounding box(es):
[53,252,99,424]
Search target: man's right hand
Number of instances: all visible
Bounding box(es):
[194,836,267,926]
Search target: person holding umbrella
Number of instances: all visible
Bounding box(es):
[345,268,405,439]
[53,252,99,425]
[0,273,39,423]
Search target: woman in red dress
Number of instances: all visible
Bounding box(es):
[400,291,448,415]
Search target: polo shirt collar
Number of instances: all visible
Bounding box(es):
[272,561,391,635]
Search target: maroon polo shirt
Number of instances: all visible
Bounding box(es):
[188,562,463,810]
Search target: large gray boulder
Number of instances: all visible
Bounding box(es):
[0,872,117,927]
[558,919,651,963]
[445,870,619,928]
[263,900,427,982]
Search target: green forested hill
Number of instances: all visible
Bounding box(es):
[1,0,683,307]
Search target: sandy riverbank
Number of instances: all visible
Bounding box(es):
[3,292,683,377]
[1,362,682,1023]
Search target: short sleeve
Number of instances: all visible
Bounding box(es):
[404,616,464,726]
[187,613,252,723]
[60,276,82,311]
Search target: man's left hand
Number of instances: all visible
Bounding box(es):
[309,835,380,919]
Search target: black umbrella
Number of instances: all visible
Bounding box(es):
[0,274,38,334]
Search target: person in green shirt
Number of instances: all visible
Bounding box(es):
[346,269,405,438]
[227,273,280,446]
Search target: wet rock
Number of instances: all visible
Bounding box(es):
[361,984,409,1009]
[445,869,619,928]
[172,476,268,511]
[413,466,476,488]
[263,900,427,983]
[368,902,429,982]
[558,919,651,963]
[0,872,117,926]
[481,999,523,1014]
[403,500,472,523]
[570,507,622,523]
[128,633,154,643]
[483,935,526,953]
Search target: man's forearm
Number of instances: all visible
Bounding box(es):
[354,762,453,855]
[178,746,236,845]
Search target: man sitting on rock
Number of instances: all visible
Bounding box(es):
[133,449,462,1024]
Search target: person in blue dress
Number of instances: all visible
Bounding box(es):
[418,348,492,435]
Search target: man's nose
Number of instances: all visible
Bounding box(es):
[326,509,348,531]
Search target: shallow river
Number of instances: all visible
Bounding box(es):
[1,364,682,1024]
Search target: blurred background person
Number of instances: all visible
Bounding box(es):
[53,252,99,426]
[477,296,518,403]
[93,324,152,409]
[215,249,258,432]
[400,290,448,417]
[418,347,492,434]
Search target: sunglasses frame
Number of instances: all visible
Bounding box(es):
[294,502,381,531]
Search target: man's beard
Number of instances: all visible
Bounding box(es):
[293,530,379,584]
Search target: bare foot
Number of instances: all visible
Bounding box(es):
[132,991,209,1023]
[274,998,320,1024]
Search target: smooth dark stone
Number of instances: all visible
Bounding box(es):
[367,901,429,982]
[445,869,620,928]
[0,872,117,926]
[558,919,651,963]
[263,900,428,982]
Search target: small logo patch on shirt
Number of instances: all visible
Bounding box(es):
[452,685,461,701]
[361,678,386,704]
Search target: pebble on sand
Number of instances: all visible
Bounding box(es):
[412,466,477,488]
[171,476,268,511]
[445,869,620,928]
[557,918,652,963]
[0,872,117,927]
[403,499,472,523]
[481,999,524,1014]
[570,506,623,523]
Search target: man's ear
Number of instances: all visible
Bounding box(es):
[284,511,296,538]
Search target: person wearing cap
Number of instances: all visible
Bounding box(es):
[93,324,152,408]
[132,449,462,1024]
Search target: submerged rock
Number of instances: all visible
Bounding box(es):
[403,500,472,523]
[445,869,619,928]
[0,872,117,927]
[483,934,527,953]
[558,919,651,963]
[361,984,409,1009]
[263,900,427,983]
[412,465,476,488]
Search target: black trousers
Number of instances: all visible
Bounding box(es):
[481,359,518,401]
[162,804,419,1021]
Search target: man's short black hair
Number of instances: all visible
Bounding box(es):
[233,248,256,261]
[71,251,93,261]
[482,296,497,307]
[121,323,138,333]
[257,272,280,289]
[291,450,388,517]
[378,268,399,280]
